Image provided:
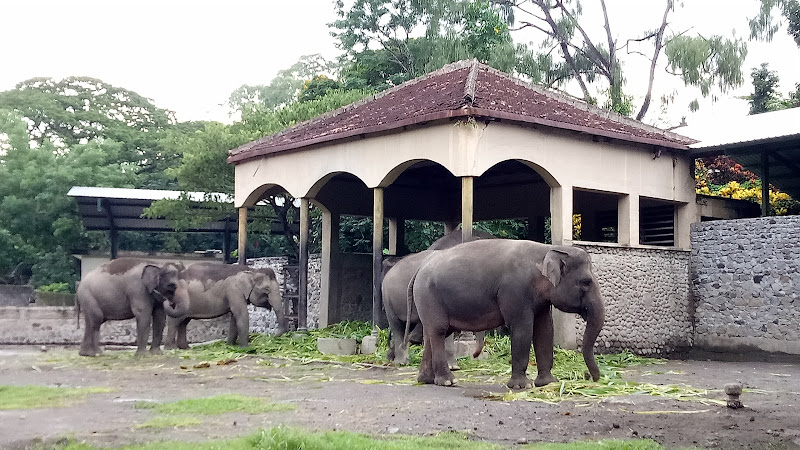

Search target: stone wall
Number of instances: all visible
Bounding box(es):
[691,216,800,355]
[0,306,229,345]
[574,244,693,356]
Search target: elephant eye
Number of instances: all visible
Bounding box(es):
[580,278,593,288]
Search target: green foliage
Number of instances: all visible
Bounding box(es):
[664,35,748,99]
[0,77,178,189]
[744,63,800,114]
[0,385,111,410]
[749,0,800,47]
[299,75,343,103]
[135,394,294,415]
[36,282,70,293]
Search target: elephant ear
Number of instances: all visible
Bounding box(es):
[233,271,260,301]
[537,249,569,287]
[141,265,160,293]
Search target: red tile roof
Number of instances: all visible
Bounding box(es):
[229,60,695,164]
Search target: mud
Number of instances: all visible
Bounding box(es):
[1,345,799,449]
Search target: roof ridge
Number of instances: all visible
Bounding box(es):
[463,59,478,106]
[475,63,696,144]
[230,60,476,157]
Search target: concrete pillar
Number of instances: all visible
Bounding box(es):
[549,185,573,246]
[674,201,694,250]
[761,151,770,216]
[237,207,247,265]
[372,188,384,329]
[388,218,406,255]
[320,210,340,328]
[461,177,474,242]
[298,198,310,331]
[618,194,639,246]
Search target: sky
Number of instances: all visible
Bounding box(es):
[1,0,798,130]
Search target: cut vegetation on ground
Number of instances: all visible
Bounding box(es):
[0,385,111,410]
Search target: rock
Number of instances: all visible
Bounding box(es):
[317,338,358,355]
[387,427,400,434]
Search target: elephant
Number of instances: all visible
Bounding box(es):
[76,258,189,357]
[407,239,605,389]
[164,263,285,349]
[382,228,493,365]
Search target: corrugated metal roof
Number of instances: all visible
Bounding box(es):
[67,186,231,203]
[681,107,800,149]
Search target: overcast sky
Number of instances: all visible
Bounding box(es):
[2,0,798,128]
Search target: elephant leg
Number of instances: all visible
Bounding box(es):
[177,318,191,349]
[230,303,250,347]
[227,315,238,346]
[430,329,455,386]
[387,317,409,365]
[79,317,101,356]
[533,306,558,387]
[164,317,178,350]
[417,332,435,384]
[445,334,459,371]
[507,309,534,389]
[150,307,165,354]
[132,305,153,357]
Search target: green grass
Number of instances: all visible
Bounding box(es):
[0,385,111,409]
[134,415,204,429]
[45,428,693,450]
[134,394,295,415]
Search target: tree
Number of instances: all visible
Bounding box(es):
[0,77,179,189]
[498,0,748,120]
[745,63,800,114]
[228,54,337,114]
[750,0,800,48]
[0,110,136,288]
[332,0,518,91]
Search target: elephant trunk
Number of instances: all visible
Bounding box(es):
[163,283,190,318]
[580,294,605,382]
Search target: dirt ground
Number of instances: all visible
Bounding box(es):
[1,345,799,449]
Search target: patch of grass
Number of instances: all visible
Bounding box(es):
[134,394,294,415]
[134,416,203,429]
[0,385,111,410]
[43,428,690,450]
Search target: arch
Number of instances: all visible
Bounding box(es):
[311,171,373,217]
[476,158,560,189]
[306,171,370,199]
[242,183,291,207]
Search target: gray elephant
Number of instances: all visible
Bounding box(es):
[407,239,605,389]
[382,228,493,365]
[76,258,189,357]
[164,263,285,349]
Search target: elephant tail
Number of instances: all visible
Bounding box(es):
[403,268,420,352]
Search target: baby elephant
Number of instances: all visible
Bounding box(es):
[165,263,286,349]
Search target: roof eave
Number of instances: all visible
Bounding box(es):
[228,107,690,165]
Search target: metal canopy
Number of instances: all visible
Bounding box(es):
[68,186,293,234]
[682,109,800,202]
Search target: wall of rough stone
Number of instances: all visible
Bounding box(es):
[691,216,800,355]
[0,306,230,346]
[573,244,693,356]
[0,285,34,307]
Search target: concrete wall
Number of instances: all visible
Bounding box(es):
[0,285,34,307]
[691,216,800,355]
[565,243,693,356]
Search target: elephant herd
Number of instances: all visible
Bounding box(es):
[77,229,605,390]
[76,259,285,357]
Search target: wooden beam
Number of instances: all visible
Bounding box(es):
[298,198,310,331]
[237,207,247,265]
[372,188,384,329]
